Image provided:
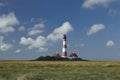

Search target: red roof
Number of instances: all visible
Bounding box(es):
[53,52,60,57]
[69,52,78,57]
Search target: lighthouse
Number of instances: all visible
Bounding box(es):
[62,34,67,58]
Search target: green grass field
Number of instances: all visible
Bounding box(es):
[0,61,120,80]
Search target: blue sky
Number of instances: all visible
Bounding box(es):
[0,0,120,60]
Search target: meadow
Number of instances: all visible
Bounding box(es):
[0,61,120,80]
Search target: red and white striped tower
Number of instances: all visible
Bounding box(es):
[62,34,67,58]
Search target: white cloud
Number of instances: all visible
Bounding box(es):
[82,0,115,9]
[20,35,47,52]
[28,30,43,36]
[108,9,120,17]
[87,24,105,35]
[20,37,35,46]
[28,23,45,36]
[0,36,12,51]
[20,21,74,52]
[0,36,4,43]
[0,12,19,33]
[80,43,85,47]
[38,48,48,52]
[106,40,115,47]
[30,18,43,22]
[0,2,5,7]
[0,43,12,51]
[15,49,21,53]
[18,26,25,31]
[47,21,73,42]
[34,23,45,29]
